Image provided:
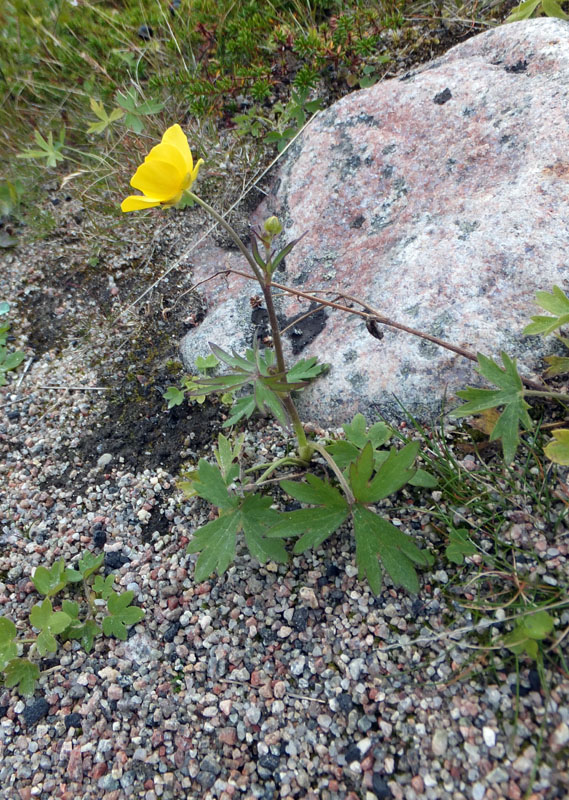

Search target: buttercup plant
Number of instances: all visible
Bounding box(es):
[122,123,569,594]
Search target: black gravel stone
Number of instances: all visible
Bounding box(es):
[528,668,541,691]
[23,698,50,726]
[326,563,341,578]
[92,523,107,548]
[105,551,130,570]
[337,692,353,712]
[64,712,82,730]
[258,754,280,774]
[163,622,180,643]
[345,743,361,763]
[291,606,309,632]
[372,773,393,799]
[260,627,276,645]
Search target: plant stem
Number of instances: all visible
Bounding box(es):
[188,191,265,284]
[311,442,355,505]
[188,193,312,460]
[524,390,569,401]
[246,455,308,485]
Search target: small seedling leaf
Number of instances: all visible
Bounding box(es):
[93,573,115,600]
[0,617,18,668]
[102,591,144,640]
[544,428,569,465]
[164,386,185,408]
[445,528,477,565]
[66,619,101,653]
[32,559,67,597]
[544,355,569,378]
[78,551,104,580]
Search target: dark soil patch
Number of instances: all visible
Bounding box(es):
[77,381,222,476]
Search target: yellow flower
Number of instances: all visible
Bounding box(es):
[121,124,204,212]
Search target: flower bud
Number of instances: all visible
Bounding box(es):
[263,216,283,237]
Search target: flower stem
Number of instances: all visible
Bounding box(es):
[188,192,264,284]
[188,191,313,461]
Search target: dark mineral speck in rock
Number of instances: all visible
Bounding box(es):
[23,698,50,726]
[372,773,393,799]
[291,606,309,632]
[433,87,452,104]
[105,551,131,570]
[64,712,82,730]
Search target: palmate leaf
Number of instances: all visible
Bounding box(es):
[523,286,569,336]
[4,658,40,696]
[270,475,349,552]
[286,356,328,383]
[17,128,66,168]
[349,441,419,503]
[86,97,124,134]
[223,394,256,427]
[102,591,144,640]
[353,506,433,594]
[189,459,238,511]
[187,495,284,582]
[445,528,478,565]
[214,432,243,484]
[450,352,532,464]
[503,610,555,660]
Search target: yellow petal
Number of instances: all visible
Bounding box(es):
[190,158,204,187]
[161,124,194,173]
[121,195,162,212]
[145,142,187,177]
[130,158,183,200]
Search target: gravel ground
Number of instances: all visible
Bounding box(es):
[1,188,569,800]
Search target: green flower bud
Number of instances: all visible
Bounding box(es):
[263,216,283,237]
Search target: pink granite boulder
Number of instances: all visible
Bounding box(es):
[181,19,569,425]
